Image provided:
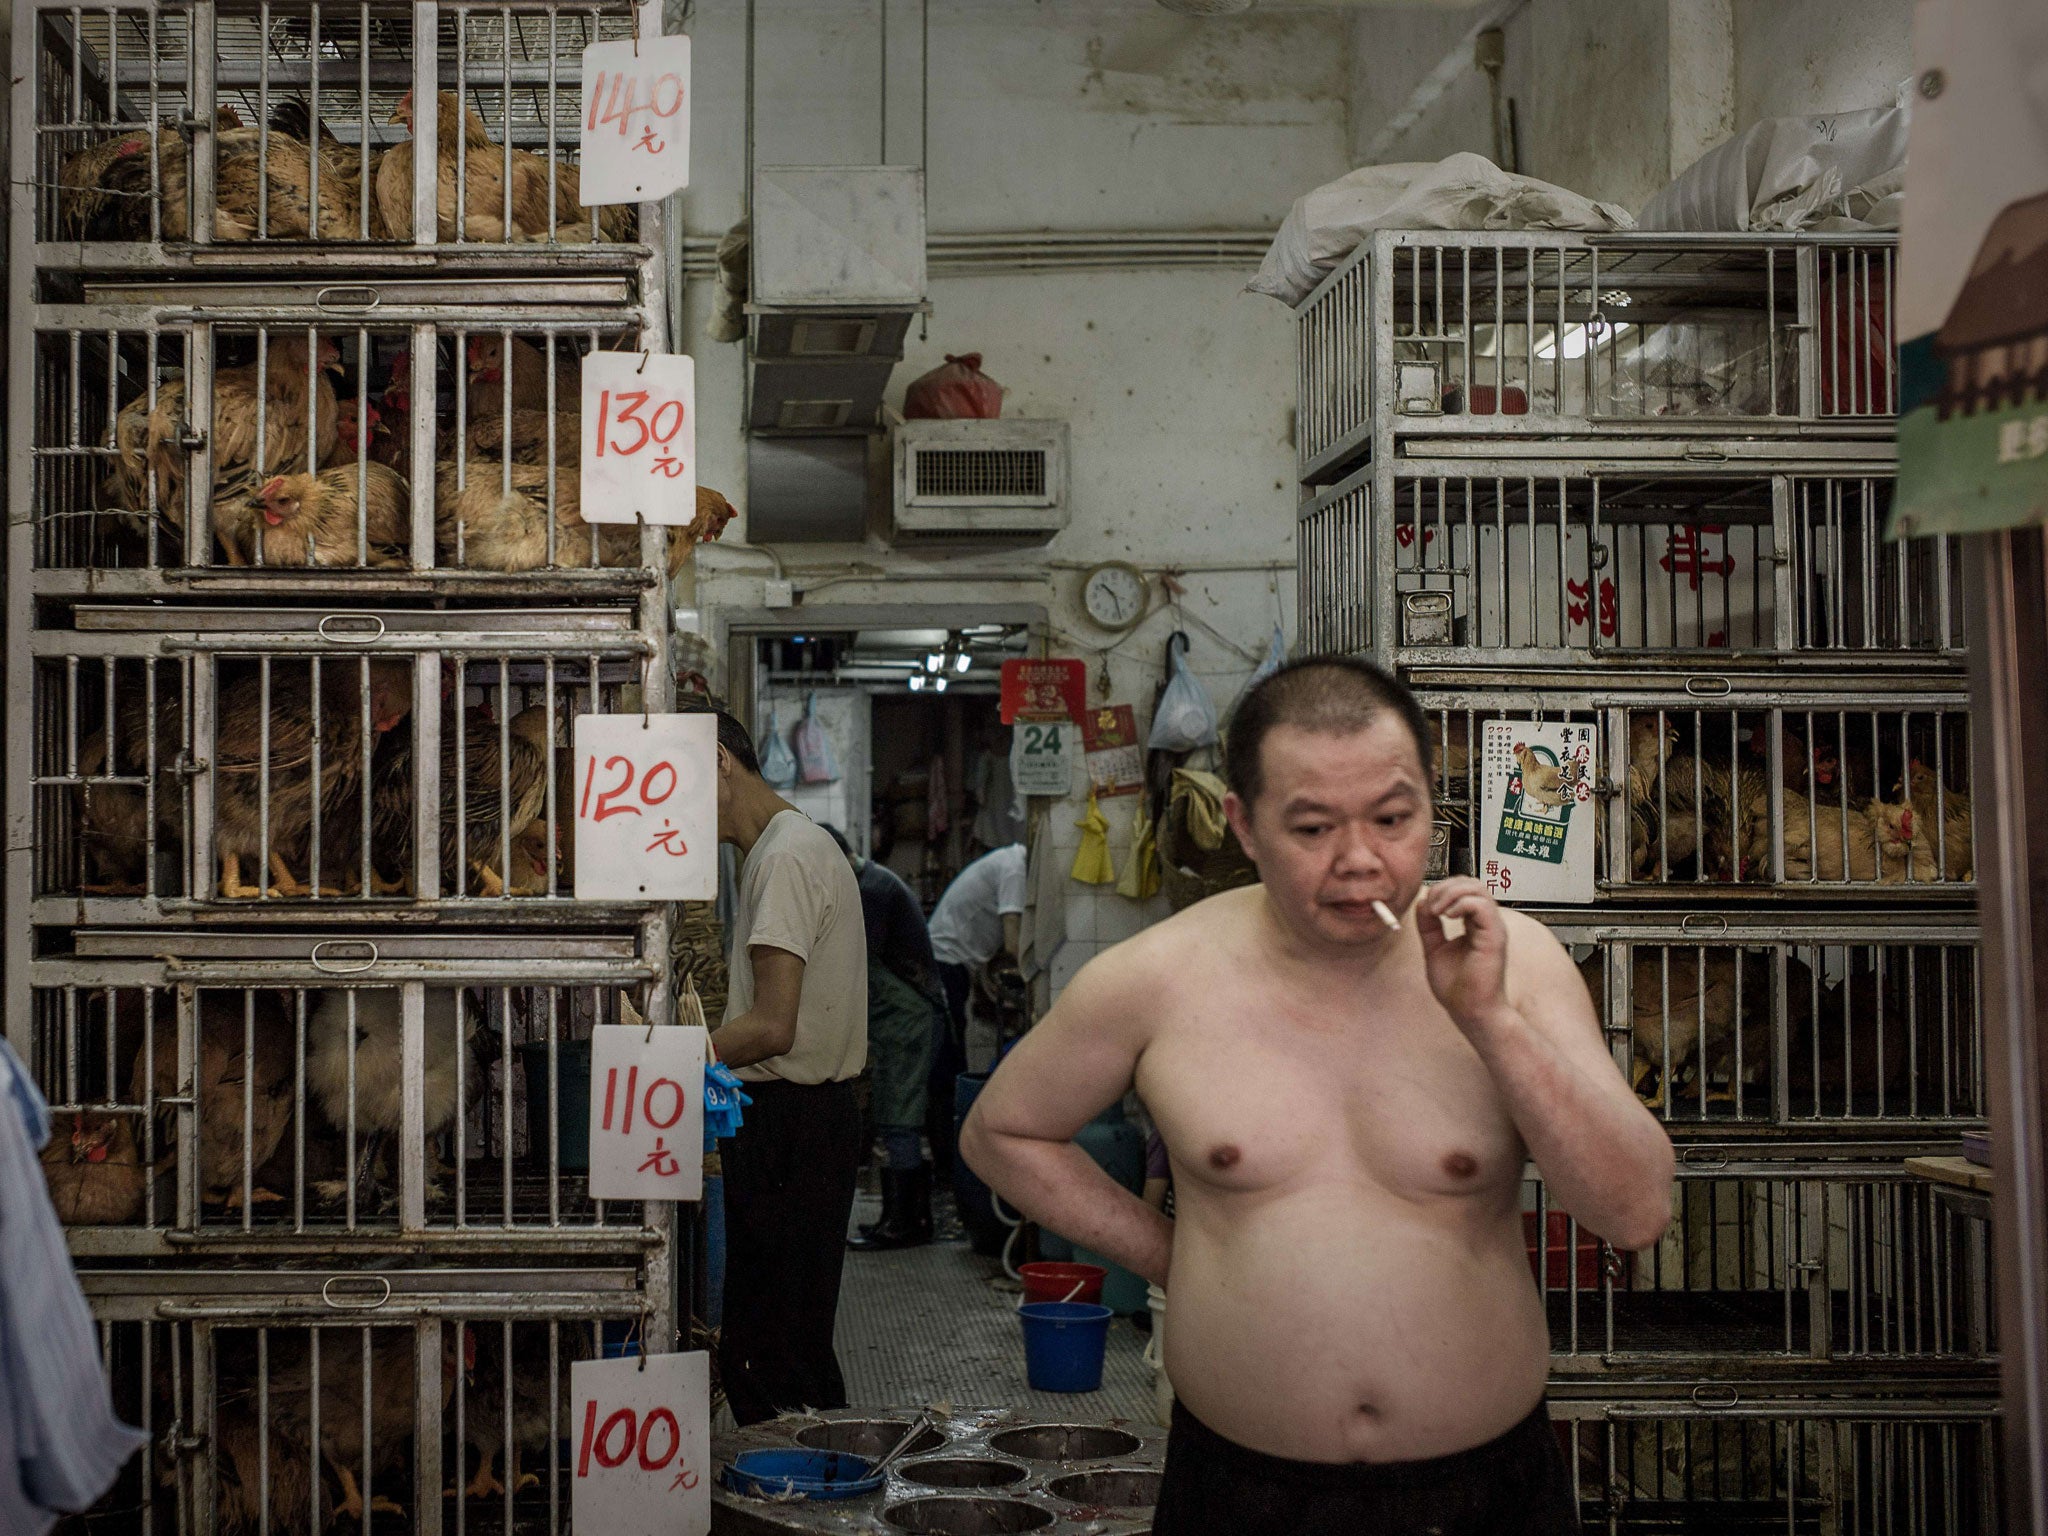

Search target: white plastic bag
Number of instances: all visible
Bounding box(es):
[1637,98,1909,233]
[760,704,798,788]
[1147,634,1220,754]
[1249,154,1635,307]
[793,692,840,785]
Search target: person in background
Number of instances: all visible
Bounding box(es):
[822,824,949,1250]
[693,703,868,1426]
[924,841,1028,1173]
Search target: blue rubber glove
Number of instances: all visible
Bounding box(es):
[704,1060,753,1148]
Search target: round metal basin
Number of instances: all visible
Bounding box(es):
[883,1497,1056,1534]
[796,1418,946,1459]
[986,1425,1143,1463]
[1047,1468,1164,1508]
[897,1457,1030,1490]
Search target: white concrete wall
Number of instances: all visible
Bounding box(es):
[1732,0,1912,127]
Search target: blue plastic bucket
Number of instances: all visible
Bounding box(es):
[721,1448,884,1501]
[1018,1302,1113,1393]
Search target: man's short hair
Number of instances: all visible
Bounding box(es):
[1225,655,1433,809]
[678,694,762,778]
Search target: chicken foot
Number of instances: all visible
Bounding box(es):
[332,1461,405,1521]
[470,860,507,898]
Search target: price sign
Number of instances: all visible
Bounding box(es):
[573,714,717,901]
[571,1352,710,1536]
[1012,713,1076,798]
[588,1023,707,1201]
[1477,720,1597,905]
[580,352,697,526]
[579,26,691,204]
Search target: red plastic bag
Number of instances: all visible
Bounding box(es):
[904,353,1004,420]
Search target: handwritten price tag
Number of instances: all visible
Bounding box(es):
[572,714,716,901]
[571,1352,710,1536]
[579,27,690,203]
[580,352,697,526]
[588,1023,706,1202]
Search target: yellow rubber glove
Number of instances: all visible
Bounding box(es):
[1117,798,1161,900]
[1071,792,1116,885]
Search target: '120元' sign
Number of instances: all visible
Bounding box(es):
[573,714,717,901]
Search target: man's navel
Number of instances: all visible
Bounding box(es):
[1208,1144,1243,1172]
[1442,1151,1480,1180]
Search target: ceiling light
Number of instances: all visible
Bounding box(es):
[954,652,972,674]
[909,675,926,692]
[933,676,949,693]
[925,652,945,673]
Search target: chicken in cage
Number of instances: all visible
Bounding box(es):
[32,3,649,251]
[1561,1408,1999,1536]
[1574,935,1981,1125]
[32,973,650,1236]
[1528,1167,1991,1365]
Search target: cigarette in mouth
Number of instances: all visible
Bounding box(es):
[1370,900,1401,932]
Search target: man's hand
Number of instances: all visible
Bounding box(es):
[1415,878,1511,1034]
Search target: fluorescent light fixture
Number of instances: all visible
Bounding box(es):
[925,653,945,673]
[909,675,926,692]
[954,653,972,674]
[933,676,949,693]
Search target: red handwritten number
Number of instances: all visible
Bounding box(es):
[587,70,687,134]
[649,399,686,446]
[640,761,677,807]
[638,1408,681,1471]
[643,1077,686,1130]
[594,391,612,459]
[595,1408,637,1469]
[602,1068,619,1132]
[579,756,598,818]
[608,390,653,456]
[593,756,641,821]
[578,1400,600,1477]
[622,1066,640,1136]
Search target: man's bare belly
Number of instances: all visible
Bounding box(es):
[1161,1181,1551,1463]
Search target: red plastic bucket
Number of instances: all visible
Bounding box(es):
[1019,1262,1106,1308]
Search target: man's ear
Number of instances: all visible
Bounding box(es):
[1222,790,1257,859]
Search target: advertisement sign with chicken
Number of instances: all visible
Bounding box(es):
[1479,721,1596,904]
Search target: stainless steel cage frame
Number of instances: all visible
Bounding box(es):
[1294,231,1899,485]
[78,1265,666,1536]
[13,1,667,276]
[1408,681,1977,899]
[1526,1149,1997,1375]
[1536,908,1986,1134]
[1299,455,1962,672]
[11,605,677,925]
[24,929,682,1259]
[1543,1390,2001,1536]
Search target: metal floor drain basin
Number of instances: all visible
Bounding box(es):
[987,1425,1143,1462]
[884,1497,1058,1535]
[794,1418,948,1458]
[1046,1469,1162,1508]
[900,1457,1032,1489]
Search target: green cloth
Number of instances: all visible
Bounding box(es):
[867,962,937,1130]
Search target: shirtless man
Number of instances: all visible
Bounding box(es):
[961,658,1674,1535]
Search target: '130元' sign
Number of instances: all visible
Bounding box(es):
[580,352,698,526]
[571,1352,710,1536]
[573,714,716,901]
[578,23,691,204]
[587,1023,706,1202]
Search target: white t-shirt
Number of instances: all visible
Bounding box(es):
[722,811,869,1085]
[928,844,1029,967]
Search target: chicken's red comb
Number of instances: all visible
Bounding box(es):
[258,475,287,499]
[1898,807,1914,839]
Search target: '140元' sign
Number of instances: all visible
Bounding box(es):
[573,714,717,901]
[578,20,691,204]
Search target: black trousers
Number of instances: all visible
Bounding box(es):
[926,960,972,1174]
[1154,1397,1581,1536]
[717,1077,862,1427]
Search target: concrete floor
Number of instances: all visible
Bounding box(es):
[835,1187,1161,1424]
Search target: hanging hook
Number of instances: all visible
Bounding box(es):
[636,349,651,375]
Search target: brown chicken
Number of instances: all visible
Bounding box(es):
[1894,761,1974,881]
[435,459,726,576]
[374,91,631,244]
[1743,790,1937,883]
[133,990,297,1211]
[328,397,407,472]
[1580,947,1771,1111]
[76,114,358,243]
[466,407,582,466]
[466,334,579,421]
[366,707,554,897]
[55,106,242,241]
[39,1110,150,1226]
[459,1321,589,1498]
[1510,742,1575,810]
[212,660,413,899]
[508,818,558,896]
[76,686,188,894]
[246,461,410,568]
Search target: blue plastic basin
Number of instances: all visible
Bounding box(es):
[721,1448,885,1501]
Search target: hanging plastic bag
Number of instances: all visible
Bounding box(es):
[1116,798,1162,901]
[1146,633,1219,754]
[1071,792,1116,885]
[1230,625,1288,719]
[793,692,840,785]
[760,704,798,788]
[904,353,1005,420]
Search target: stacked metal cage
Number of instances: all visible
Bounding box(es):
[7,6,689,1532]
[1295,230,2001,1532]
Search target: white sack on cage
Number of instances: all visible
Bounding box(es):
[1249,154,1635,307]
[1637,96,1910,233]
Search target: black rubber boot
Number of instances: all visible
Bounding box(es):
[849,1165,934,1250]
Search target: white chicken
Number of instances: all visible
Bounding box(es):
[306,986,477,1205]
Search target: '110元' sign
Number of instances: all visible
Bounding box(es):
[580,352,698,526]
[587,1023,707,1202]
[573,714,717,901]
[571,1352,710,1536]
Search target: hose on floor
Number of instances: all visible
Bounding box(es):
[990,1191,1026,1283]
